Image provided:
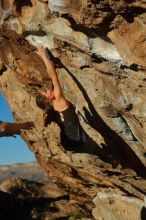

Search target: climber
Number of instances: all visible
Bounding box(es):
[36,46,88,148]
[0,120,34,137]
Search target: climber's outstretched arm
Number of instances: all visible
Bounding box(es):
[0,121,34,137]
[36,46,63,100]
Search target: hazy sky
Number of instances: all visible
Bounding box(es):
[0,93,35,165]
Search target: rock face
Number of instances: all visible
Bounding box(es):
[93,192,146,220]
[0,0,146,219]
[0,177,93,219]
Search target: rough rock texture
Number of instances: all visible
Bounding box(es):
[0,0,146,219]
[0,177,93,219]
[93,192,146,220]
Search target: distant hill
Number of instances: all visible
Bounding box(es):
[0,162,51,183]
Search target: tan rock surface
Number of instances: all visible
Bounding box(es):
[0,0,146,219]
[93,192,146,220]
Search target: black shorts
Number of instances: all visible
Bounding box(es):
[60,104,88,148]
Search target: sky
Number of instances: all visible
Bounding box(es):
[0,93,35,165]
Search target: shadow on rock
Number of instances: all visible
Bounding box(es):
[141,206,146,220]
[60,62,146,178]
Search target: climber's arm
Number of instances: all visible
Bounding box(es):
[0,121,34,137]
[36,46,63,100]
